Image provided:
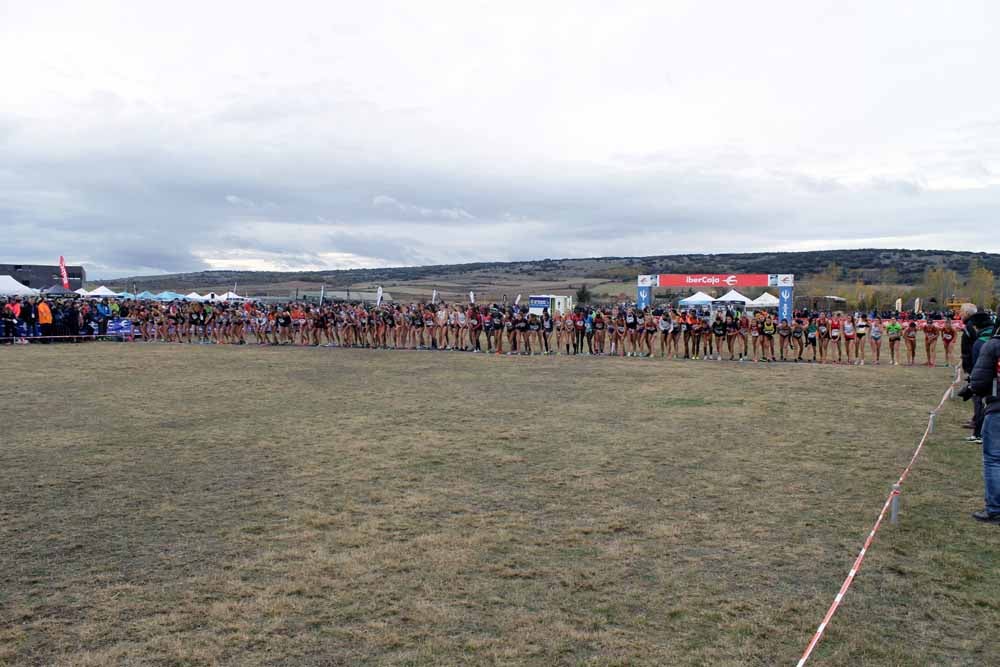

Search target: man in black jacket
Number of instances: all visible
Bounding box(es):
[968,328,1000,523]
[962,305,993,435]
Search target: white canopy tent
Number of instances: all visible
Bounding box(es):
[74,288,90,296]
[185,292,205,301]
[716,289,753,305]
[750,292,780,308]
[87,285,118,297]
[0,275,40,296]
[218,291,246,302]
[678,291,714,306]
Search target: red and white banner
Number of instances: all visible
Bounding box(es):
[655,274,783,288]
[59,255,70,289]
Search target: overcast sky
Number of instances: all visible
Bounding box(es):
[2,1,999,278]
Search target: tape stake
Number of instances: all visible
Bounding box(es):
[890,484,901,524]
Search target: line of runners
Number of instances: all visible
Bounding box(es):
[129,300,959,366]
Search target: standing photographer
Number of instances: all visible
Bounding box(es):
[967,324,1000,524]
[961,304,993,443]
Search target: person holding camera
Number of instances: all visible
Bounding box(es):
[964,322,1000,524]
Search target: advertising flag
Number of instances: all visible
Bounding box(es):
[469,291,475,304]
[376,286,384,307]
[431,289,438,304]
[515,294,521,305]
[59,256,70,289]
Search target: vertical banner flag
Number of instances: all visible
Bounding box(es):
[636,286,652,309]
[895,297,902,312]
[515,294,521,306]
[636,275,656,310]
[59,255,70,289]
[778,287,794,323]
[319,285,325,304]
[376,286,384,307]
[431,289,438,304]
[469,291,475,304]
[914,298,922,314]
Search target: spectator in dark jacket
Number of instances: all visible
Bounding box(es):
[962,305,994,435]
[968,329,1000,524]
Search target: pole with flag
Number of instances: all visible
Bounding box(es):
[59,255,70,289]
[431,289,438,305]
[469,291,475,304]
[319,284,325,304]
[376,286,384,307]
[515,294,522,306]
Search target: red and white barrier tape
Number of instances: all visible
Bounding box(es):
[796,365,963,666]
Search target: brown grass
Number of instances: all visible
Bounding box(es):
[1,344,997,666]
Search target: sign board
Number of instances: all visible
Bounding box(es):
[637,286,652,309]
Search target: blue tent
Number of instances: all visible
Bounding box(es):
[117,291,136,299]
[136,290,157,300]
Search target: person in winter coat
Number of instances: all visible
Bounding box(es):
[962,304,994,438]
[967,327,1000,524]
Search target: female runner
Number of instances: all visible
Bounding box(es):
[923,321,939,367]
[624,308,638,356]
[855,314,869,365]
[842,316,856,365]
[805,317,818,362]
[660,310,675,357]
[748,316,761,362]
[568,310,584,354]
[777,318,791,360]
[642,311,656,357]
[886,318,902,365]
[903,321,918,365]
[726,313,740,361]
[790,318,805,361]
[737,313,750,361]
[612,309,626,356]
[941,319,957,366]
[829,315,843,363]
[761,314,777,361]
[711,314,726,361]
[815,313,830,363]
[869,317,883,365]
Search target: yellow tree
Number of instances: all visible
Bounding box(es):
[965,264,996,309]
[923,267,960,307]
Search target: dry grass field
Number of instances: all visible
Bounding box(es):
[1,345,998,666]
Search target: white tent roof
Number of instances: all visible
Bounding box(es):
[0,275,39,296]
[678,291,714,305]
[716,289,752,304]
[185,292,205,301]
[750,292,780,306]
[218,291,245,301]
[87,285,118,297]
[74,288,90,296]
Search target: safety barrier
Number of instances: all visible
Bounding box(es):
[796,365,964,666]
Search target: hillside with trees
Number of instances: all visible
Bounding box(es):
[104,248,999,309]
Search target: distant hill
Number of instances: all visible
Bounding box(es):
[103,249,999,295]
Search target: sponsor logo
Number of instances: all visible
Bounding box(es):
[686,275,721,285]
[780,288,792,299]
[637,274,655,287]
[723,275,738,286]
